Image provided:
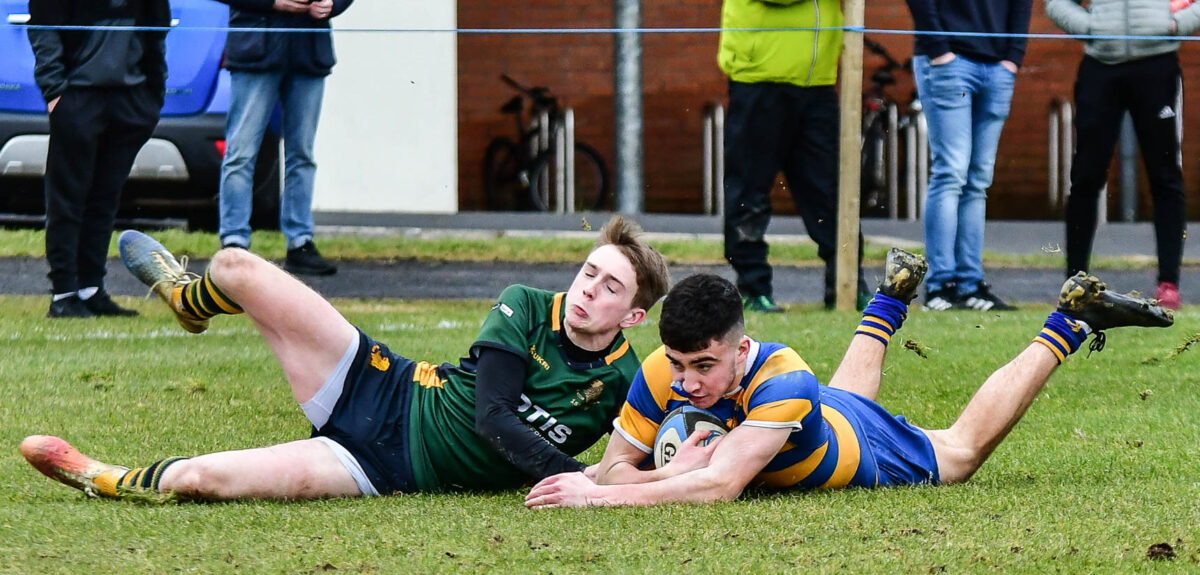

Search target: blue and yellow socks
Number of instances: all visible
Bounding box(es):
[1034,311,1091,363]
[856,293,908,346]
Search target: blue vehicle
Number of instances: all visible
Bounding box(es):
[0,0,279,228]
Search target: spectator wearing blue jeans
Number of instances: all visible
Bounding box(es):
[216,0,353,276]
[907,0,1032,311]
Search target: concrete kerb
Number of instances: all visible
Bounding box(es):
[314,223,924,253]
[312,212,1178,258]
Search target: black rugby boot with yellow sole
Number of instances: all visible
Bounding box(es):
[1057,272,1174,332]
[878,248,929,305]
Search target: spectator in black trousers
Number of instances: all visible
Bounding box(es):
[28,0,170,318]
[1047,0,1200,309]
[718,0,868,313]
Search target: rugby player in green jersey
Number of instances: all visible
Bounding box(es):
[525,252,1174,508]
[20,216,669,499]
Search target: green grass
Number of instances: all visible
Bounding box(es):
[4,294,1200,572]
[0,227,1177,269]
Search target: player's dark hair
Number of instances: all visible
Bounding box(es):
[596,216,670,311]
[659,274,744,352]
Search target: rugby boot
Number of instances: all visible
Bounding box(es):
[118,230,208,334]
[877,248,928,305]
[20,435,129,499]
[1057,272,1174,332]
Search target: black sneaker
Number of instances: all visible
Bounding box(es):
[957,282,1015,311]
[743,294,784,313]
[877,248,928,305]
[284,241,338,276]
[81,290,138,317]
[47,295,94,319]
[1058,272,1174,332]
[924,281,958,311]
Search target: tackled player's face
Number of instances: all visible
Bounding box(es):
[665,335,749,410]
[564,244,641,338]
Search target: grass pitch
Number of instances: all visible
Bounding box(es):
[3,294,1200,573]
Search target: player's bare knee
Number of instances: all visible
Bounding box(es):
[928,433,985,484]
[209,247,258,287]
[161,459,222,498]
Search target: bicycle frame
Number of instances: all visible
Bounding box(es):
[485,75,608,213]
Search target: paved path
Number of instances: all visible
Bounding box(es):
[3,214,1193,304]
[1,256,1193,306]
[313,212,1198,259]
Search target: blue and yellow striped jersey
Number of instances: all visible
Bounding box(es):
[615,339,905,490]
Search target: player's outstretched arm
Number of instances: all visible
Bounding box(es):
[525,424,787,508]
[474,348,588,479]
[593,429,720,485]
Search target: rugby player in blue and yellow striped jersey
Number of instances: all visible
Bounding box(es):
[526,252,1174,508]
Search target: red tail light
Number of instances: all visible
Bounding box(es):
[214,140,226,157]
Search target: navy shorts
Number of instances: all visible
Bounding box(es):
[311,330,418,495]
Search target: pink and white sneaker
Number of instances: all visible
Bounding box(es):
[1155,281,1182,310]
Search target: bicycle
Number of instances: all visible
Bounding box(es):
[483,75,610,212]
[860,38,916,218]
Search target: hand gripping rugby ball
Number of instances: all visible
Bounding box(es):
[653,406,729,468]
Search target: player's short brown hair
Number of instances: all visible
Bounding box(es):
[595,216,670,311]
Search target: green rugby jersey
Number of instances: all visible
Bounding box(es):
[407,285,641,490]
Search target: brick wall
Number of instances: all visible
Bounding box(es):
[458,2,1200,220]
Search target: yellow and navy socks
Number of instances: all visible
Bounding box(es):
[178,268,242,319]
[1034,311,1090,363]
[856,293,907,346]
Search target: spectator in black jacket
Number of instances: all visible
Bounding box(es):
[28,0,170,318]
[215,0,352,276]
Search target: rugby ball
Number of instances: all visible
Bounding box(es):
[653,406,729,468]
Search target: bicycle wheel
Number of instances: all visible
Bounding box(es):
[572,143,610,212]
[526,142,610,212]
[860,113,888,217]
[483,137,527,211]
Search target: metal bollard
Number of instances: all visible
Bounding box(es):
[536,110,551,210]
[702,103,725,216]
[902,104,928,221]
[886,102,899,220]
[563,109,576,213]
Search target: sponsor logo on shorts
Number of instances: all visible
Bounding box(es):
[369,345,391,371]
[491,302,514,317]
